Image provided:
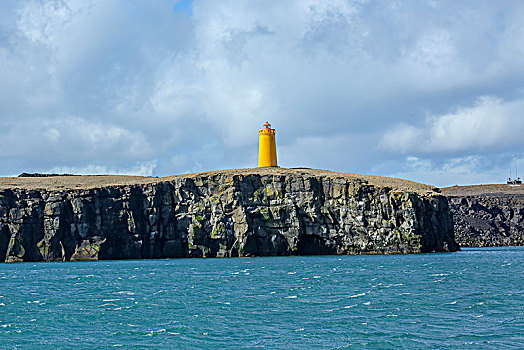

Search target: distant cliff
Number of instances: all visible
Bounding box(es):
[443,185,524,247]
[0,168,459,262]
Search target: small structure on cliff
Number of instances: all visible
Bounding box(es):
[258,122,278,167]
[507,154,522,185]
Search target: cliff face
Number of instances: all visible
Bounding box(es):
[0,169,458,262]
[447,195,524,247]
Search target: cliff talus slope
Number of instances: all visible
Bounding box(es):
[0,168,458,262]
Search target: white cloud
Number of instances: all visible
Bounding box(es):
[384,154,524,188]
[0,0,523,186]
[49,161,157,176]
[380,96,524,154]
[405,28,458,78]
[16,0,76,47]
[0,116,153,163]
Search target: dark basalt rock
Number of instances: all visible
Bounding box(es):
[447,194,524,247]
[0,172,459,262]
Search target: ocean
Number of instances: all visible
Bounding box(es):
[1,247,523,349]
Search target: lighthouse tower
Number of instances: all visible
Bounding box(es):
[258,121,278,167]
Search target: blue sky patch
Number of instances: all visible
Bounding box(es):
[173,0,193,15]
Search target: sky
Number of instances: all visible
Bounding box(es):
[0,0,523,187]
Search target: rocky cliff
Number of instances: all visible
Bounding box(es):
[0,168,458,262]
[443,185,524,247]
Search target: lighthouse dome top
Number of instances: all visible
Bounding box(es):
[263,121,271,128]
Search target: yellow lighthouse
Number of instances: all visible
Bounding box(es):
[258,121,278,167]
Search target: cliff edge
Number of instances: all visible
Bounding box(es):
[0,168,458,262]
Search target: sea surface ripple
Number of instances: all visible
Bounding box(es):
[0,247,523,349]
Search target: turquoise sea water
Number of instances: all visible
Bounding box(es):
[0,247,523,349]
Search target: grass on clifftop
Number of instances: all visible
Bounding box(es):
[0,167,439,195]
[441,184,524,196]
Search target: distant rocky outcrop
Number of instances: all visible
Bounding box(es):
[443,185,524,247]
[18,173,76,177]
[0,168,458,262]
